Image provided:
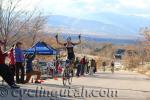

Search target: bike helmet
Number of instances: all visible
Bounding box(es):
[67,36,71,41]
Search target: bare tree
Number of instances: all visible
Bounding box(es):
[140,27,150,62]
[0,0,45,50]
[140,27,150,42]
[27,13,46,46]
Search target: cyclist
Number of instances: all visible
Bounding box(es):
[102,61,106,72]
[55,34,81,79]
[111,61,115,73]
[55,34,81,61]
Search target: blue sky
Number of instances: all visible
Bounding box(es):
[17,0,150,39]
[24,0,150,20]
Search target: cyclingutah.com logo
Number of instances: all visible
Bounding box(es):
[0,86,118,99]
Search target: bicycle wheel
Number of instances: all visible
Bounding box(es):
[103,67,105,72]
[111,67,114,73]
[68,69,73,85]
[62,69,68,86]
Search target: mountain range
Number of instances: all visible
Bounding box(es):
[45,12,150,44]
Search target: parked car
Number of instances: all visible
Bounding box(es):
[114,61,124,70]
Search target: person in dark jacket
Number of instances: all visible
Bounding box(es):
[25,51,41,83]
[14,42,25,84]
[102,61,106,72]
[111,61,115,73]
[93,59,97,73]
[0,40,20,88]
[75,57,81,77]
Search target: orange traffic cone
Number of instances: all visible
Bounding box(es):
[54,76,58,80]
[40,80,44,83]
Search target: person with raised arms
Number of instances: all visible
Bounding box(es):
[55,34,81,61]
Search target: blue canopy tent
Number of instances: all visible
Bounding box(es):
[24,41,58,55]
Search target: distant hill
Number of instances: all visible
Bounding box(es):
[46,13,150,39]
[47,15,130,36]
[48,33,137,45]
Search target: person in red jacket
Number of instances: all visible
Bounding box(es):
[0,40,19,88]
[80,56,86,76]
[8,45,16,78]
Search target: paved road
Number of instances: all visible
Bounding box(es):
[0,71,150,100]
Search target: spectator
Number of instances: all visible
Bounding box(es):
[8,45,16,79]
[75,57,81,77]
[14,42,25,84]
[111,61,115,73]
[55,59,59,74]
[47,61,55,78]
[25,52,41,83]
[32,59,40,72]
[80,56,86,76]
[88,59,91,73]
[93,60,97,73]
[57,62,62,74]
[85,59,89,74]
[89,59,95,75]
[0,40,20,88]
[102,61,106,72]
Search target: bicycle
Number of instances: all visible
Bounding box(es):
[62,60,74,86]
[111,61,115,73]
[111,66,114,73]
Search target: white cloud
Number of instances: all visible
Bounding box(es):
[118,0,149,9]
[14,0,150,19]
[2,0,41,12]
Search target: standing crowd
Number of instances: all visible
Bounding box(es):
[0,40,41,89]
[0,39,98,89]
[75,56,97,77]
